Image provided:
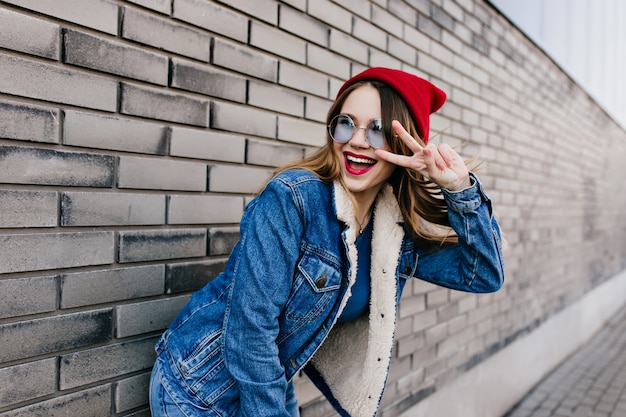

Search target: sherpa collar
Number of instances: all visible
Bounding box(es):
[309,180,405,417]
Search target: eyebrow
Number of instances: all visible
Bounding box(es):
[340,113,381,125]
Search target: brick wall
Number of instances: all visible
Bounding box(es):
[1,1,625,416]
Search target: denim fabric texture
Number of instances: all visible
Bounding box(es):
[150,168,504,417]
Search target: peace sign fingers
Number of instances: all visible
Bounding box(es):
[375,120,428,171]
[375,120,471,191]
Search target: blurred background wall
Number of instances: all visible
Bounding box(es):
[0,1,625,416]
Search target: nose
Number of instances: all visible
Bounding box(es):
[349,126,370,148]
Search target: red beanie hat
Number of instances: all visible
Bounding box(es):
[336,67,446,143]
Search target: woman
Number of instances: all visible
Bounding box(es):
[149,67,504,417]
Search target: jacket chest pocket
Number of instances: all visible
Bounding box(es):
[284,250,341,322]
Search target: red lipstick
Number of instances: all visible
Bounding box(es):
[344,152,377,175]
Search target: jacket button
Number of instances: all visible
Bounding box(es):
[404,265,412,274]
[315,274,327,288]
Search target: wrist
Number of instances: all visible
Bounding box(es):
[444,176,472,192]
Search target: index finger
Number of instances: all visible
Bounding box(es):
[375,148,425,171]
[391,120,423,153]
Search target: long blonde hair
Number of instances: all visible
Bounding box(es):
[275,81,457,245]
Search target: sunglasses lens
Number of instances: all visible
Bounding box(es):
[329,115,354,143]
[367,119,385,148]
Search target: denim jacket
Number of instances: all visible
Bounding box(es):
[154,168,504,417]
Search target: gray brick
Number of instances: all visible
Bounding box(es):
[396,333,425,358]
[173,0,248,43]
[0,276,57,320]
[412,309,438,333]
[248,81,304,117]
[208,226,240,255]
[305,94,333,122]
[122,6,211,61]
[306,44,351,79]
[388,36,418,65]
[0,385,112,417]
[61,265,165,308]
[431,4,456,32]
[0,54,117,111]
[120,82,209,127]
[279,5,329,47]
[308,0,352,32]
[352,18,387,51]
[329,28,369,65]
[279,60,329,97]
[0,189,58,228]
[398,294,426,319]
[212,37,278,82]
[127,0,171,14]
[61,191,166,226]
[470,33,491,56]
[59,337,156,390]
[217,0,278,25]
[169,126,246,163]
[388,0,419,26]
[3,0,118,34]
[0,309,112,362]
[0,358,56,409]
[426,288,450,308]
[166,259,227,293]
[170,57,246,102]
[211,101,276,138]
[115,295,190,337]
[114,372,151,413]
[250,21,306,63]
[442,0,464,22]
[246,139,304,167]
[369,48,401,68]
[63,29,168,85]
[117,155,207,191]
[277,115,326,147]
[63,110,168,154]
[208,164,273,193]
[0,145,114,187]
[333,0,370,18]
[280,0,305,11]
[118,228,207,263]
[168,194,244,224]
[418,13,443,41]
[0,99,60,144]
[473,2,494,27]
[0,8,60,59]
[0,231,114,274]
[329,76,347,98]
[418,52,444,79]
[279,4,328,46]
[371,4,403,39]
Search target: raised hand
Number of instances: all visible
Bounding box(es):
[375,120,471,191]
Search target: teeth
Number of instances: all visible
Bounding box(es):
[346,155,375,164]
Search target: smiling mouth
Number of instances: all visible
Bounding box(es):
[345,153,376,174]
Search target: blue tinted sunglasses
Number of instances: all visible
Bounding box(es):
[328,115,386,148]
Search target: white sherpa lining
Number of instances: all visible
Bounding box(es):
[309,181,405,417]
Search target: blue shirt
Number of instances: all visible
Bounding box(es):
[338,217,373,322]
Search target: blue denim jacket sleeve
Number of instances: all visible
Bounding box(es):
[222,178,303,417]
[414,173,505,293]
